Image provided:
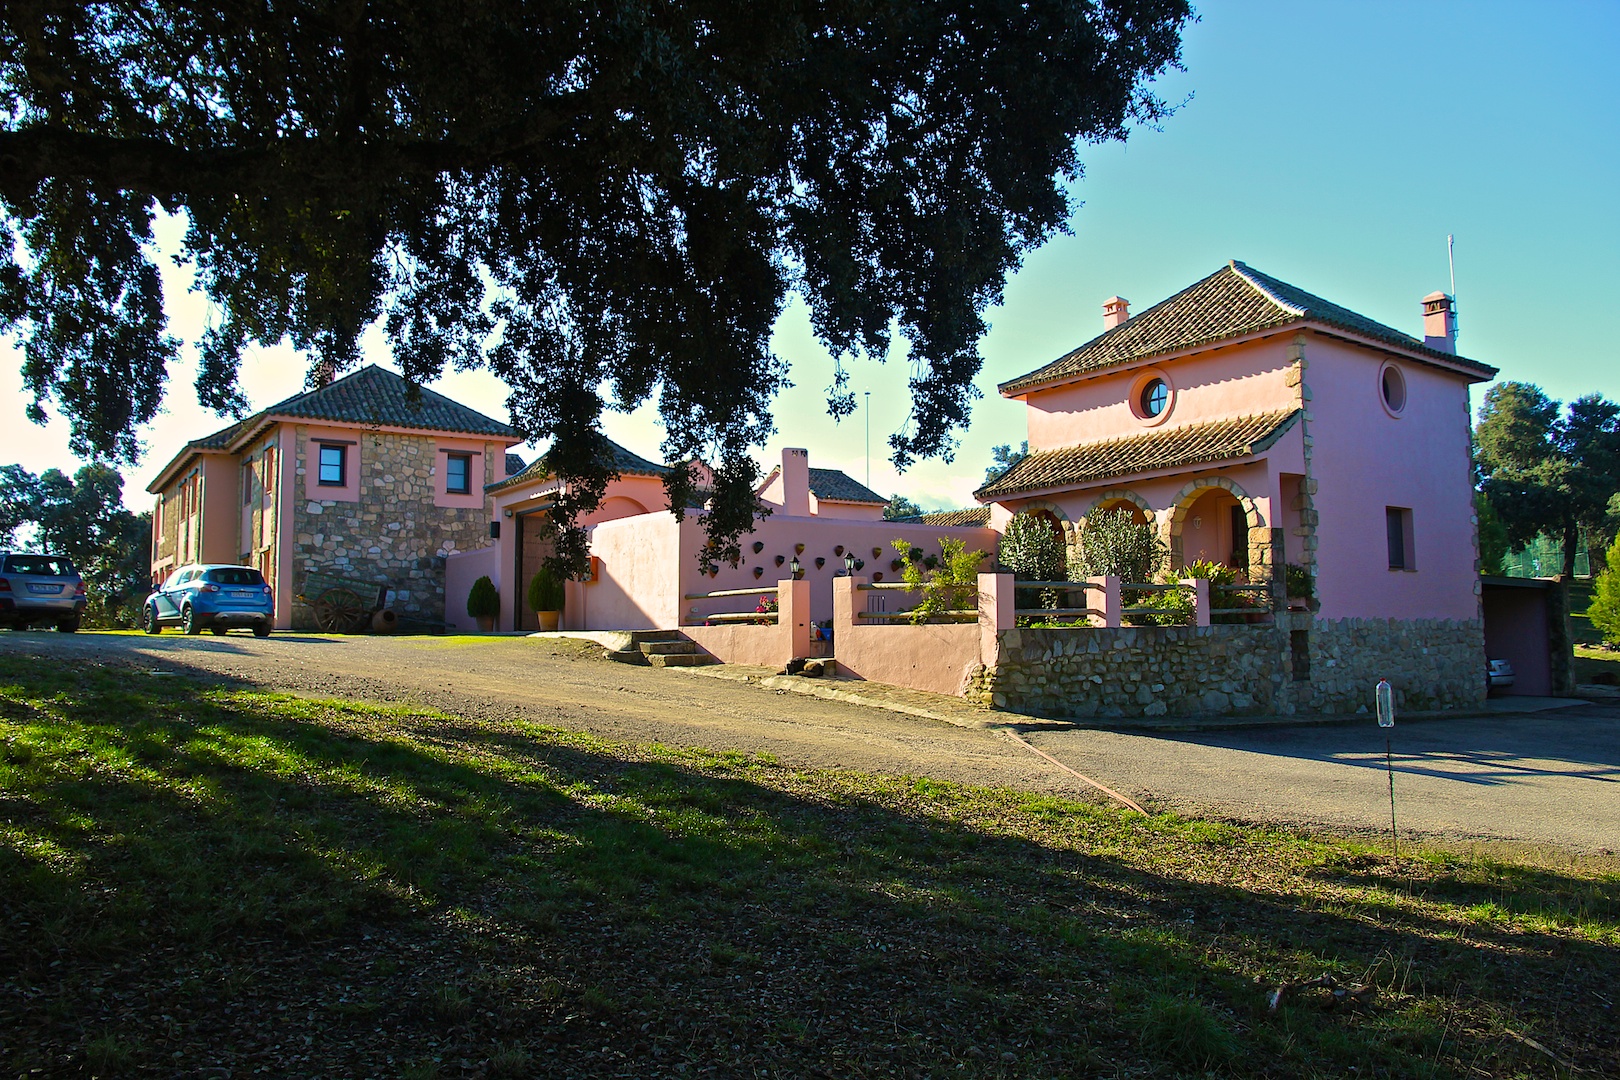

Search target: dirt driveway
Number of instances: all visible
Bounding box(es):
[7,630,1617,855]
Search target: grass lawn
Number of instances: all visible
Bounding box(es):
[1,658,1615,1078]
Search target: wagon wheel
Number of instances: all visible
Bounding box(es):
[312,587,367,633]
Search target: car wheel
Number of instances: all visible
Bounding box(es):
[253,622,272,638]
[144,605,163,634]
[56,615,80,633]
[182,605,201,635]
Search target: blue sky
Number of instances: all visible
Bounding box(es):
[3,0,1616,511]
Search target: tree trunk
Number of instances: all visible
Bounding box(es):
[1563,521,1580,579]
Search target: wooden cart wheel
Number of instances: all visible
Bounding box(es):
[313,587,367,633]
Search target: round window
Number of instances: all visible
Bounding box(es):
[1140,378,1169,418]
[1381,365,1406,414]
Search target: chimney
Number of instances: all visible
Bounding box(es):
[780,447,811,517]
[1422,291,1456,353]
[1102,296,1130,330]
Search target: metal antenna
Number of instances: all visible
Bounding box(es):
[864,391,871,489]
[1447,234,1459,342]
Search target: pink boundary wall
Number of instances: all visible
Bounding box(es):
[829,575,1005,695]
[443,544,499,633]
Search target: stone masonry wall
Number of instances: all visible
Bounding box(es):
[969,614,1485,719]
[289,427,495,630]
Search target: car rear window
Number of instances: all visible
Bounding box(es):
[206,567,266,586]
[3,555,75,577]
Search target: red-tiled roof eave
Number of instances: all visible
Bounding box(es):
[999,319,1496,400]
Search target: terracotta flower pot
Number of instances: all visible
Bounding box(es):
[371,609,398,634]
[476,615,496,632]
[537,610,561,632]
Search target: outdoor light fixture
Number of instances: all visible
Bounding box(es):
[1192,516,1202,530]
[789,556,802,579]
[844,552,856,573]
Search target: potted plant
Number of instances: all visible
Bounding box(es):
[466,575,499,632]
[527,566,566,632]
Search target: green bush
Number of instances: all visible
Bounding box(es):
[466,575,499,620]
[999,511,1067,581]
[1074,508,1165,584]
[1591,537,1620,646]
[1285,562,1314,602]
[892,536,987,624]
[527,566,565,613]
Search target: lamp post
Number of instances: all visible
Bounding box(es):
[864,390,871,490]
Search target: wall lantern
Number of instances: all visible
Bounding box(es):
[1192,516,1202,530]
[844,552,857,573]
[789,556,803,579]
[503,509,514,518]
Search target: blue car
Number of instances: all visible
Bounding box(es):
[144,564,274,637]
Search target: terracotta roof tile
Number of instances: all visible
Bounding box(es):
[975,410,1302,500]
[889,507,992,527]
[485,436,667,494]
[261,364,517,437]
[1000,262,1496,394]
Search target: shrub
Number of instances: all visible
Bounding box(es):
[1074,508,1165,584]
[998,512,1067,581]
[1285,562,1314,602]
[1591,536,1620,646]
[466,575,499,620]
[527,566,565,613]
[893,536,987,624]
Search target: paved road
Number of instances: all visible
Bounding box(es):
[5,630,1616,855]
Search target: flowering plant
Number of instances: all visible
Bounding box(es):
[755,595,779,614]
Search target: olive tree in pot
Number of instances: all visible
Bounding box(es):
[527,566,566,632]
[466,575,500,632]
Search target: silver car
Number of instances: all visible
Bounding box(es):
[0,551,87,632]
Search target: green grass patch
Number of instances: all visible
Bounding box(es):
[0,656,1614,1077]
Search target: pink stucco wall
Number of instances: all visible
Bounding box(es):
[444,545,500,633]
[1020,336,1295,450]
[199,453,241,564]
[1303,334,1479,621]
[830,576,983,694]
[577,512,685,631]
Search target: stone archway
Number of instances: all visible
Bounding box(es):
[1164,477,1271,580]
[1078,488,1154,529]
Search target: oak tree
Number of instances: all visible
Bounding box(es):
[1,0,1191,570]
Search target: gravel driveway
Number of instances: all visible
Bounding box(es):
[7,629,1616,855]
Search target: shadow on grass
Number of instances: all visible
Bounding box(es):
[0,658,1614,1079]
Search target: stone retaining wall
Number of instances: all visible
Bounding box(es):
[969,614,1484,719]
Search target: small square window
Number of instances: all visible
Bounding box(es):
[1386,507,1415,570]
[446,453,472,495]
[318,444,346,486]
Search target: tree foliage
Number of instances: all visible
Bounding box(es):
[0,1,1191,572]
[1074,508,1165,583]
[1,462,150,625]
[984,441,1030,486]
[1474,491,1508,577]
[1590,536,1620,647]
[1475,382,1620,578]
[883,494,926,521]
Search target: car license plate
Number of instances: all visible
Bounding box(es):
[229,590,256,598]
[27,583,62,594]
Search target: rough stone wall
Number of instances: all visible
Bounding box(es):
[968,614,1484,719]
[288,428,495,629]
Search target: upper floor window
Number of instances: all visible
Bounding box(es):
[1140,378,1169,417]
[1386,507,1415,570]
[1379,362,1407,416]
[446,453,473,495]
[318,444,346,486]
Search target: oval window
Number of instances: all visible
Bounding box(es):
[1381,365,1406,414]
[1140,378,1169,418]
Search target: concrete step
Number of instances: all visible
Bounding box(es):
[604,648,649,665]
[647,652,716,668]
[639,639,699,656]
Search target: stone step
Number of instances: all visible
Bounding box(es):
[639,639,699,656]
[647,652,716,668]
[604,648,649,665]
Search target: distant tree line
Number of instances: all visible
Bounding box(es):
[0,464,150,627]
[1473,382,1619,580]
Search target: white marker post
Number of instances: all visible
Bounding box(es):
[1375,678,1397,856]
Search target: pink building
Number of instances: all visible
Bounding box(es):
[145,365,522,630]
[972,261,1498,711]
